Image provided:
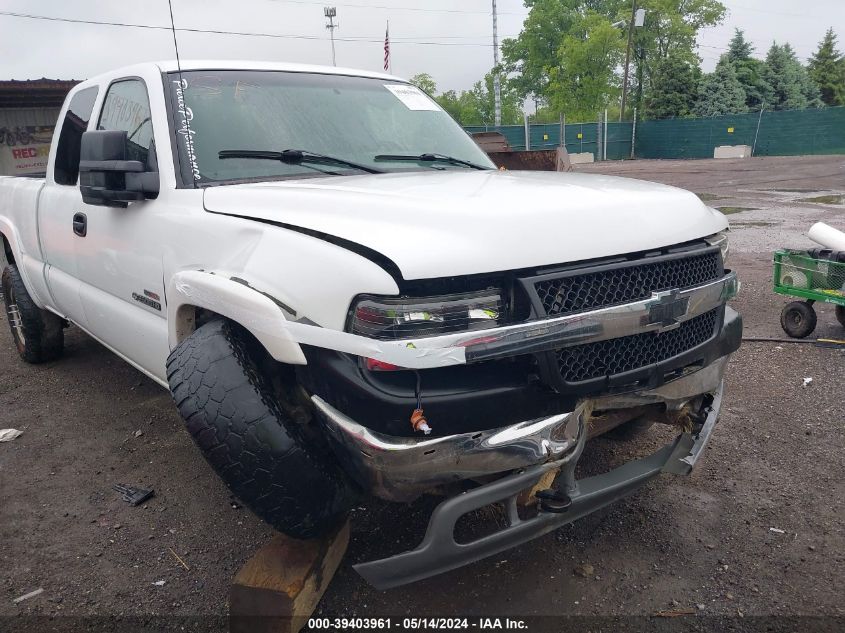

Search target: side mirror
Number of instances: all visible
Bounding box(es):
[79,130,159,207]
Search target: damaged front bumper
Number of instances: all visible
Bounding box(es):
[342,383,724,590]
[312,346,731,589]
[313,354,729,502]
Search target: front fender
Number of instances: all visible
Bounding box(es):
[167,270,470,369]
[168,270,308,364]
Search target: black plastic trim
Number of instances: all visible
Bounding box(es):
[296,347,559,437]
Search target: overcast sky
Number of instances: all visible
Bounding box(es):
[1,0,843,92]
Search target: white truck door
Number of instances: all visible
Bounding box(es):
[73,78,170,382]
[39,85,101,327]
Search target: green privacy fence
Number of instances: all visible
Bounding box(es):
[635,106,845,159]
[464,121,633,159]
[464,106,845,161]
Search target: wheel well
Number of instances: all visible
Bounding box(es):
[1,233,14,265]
[173,304,223,343]
[173,304,302,401]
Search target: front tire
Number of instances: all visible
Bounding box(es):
[2,264,64,363]
[166,319,357,539]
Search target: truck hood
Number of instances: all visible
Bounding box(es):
[203,170,727,280]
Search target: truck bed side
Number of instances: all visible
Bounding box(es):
[0,175,51,308]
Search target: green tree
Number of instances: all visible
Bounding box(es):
[408,73,437,96]
[500,0,588,103]
[693,56,747,116]
[546,11,625,121]
[501,0,725,119]
[643,52,700,118]
[629,0,726,115]
[808,28,845,105]
[722,29,769,109]
[467,73,525,125]
[435,90,471,123]
[726,27,753,62]
[764,43,822,110]
[434,74,524,126]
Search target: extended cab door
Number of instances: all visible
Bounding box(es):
[39,86,100,327]
[73,78,170,380]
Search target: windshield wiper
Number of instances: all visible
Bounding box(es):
[219,149,385,174]
[373,153,490,170]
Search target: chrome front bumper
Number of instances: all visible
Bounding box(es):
[312,355,730,502]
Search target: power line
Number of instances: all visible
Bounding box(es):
[0,10,504,46]
[267,0,524,15]
[390,34,519,41]
[697,41,816,59]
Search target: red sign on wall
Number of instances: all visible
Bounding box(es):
[0,125,54,175]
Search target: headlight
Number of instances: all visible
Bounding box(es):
[349,290,504,340]
[706,229,730,265]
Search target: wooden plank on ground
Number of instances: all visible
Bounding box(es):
[230,519,350,633]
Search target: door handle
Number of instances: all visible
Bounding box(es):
[72,212,87,237]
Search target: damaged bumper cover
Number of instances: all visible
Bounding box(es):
[344,382,724,590]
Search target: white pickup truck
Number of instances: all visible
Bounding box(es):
[0,61,740,589]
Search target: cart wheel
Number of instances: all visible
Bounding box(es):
[836,305,845,329]
[780,301,817,338]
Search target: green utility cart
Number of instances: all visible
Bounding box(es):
[774,249,845,338]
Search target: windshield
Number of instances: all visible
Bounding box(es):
[166,70,495,186]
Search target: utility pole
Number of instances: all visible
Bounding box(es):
[492,0,502,127]
[613,0,645,122]
[324,7,338,67]
[619,0,636,121]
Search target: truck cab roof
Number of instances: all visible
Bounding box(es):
[77,60,403,87]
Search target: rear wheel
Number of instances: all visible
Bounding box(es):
[2,264,64,363]
[780,301,817,339]
[166,319,357,539]
[836,305,845,329]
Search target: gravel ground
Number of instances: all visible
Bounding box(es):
[1,155,843,631]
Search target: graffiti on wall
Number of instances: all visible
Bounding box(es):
[0,125,54,175]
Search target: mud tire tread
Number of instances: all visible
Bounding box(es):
[166,319,356,539]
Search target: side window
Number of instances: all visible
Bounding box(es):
[53,86,99,185]
[98,79,155,168]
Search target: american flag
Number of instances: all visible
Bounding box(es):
[383,21,390,71]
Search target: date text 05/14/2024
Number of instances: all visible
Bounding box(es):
[307,617,529,630]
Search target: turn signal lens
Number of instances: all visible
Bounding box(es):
[706,228,730,265]
[365,358,403,371]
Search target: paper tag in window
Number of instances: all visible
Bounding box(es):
[384,84,440,111]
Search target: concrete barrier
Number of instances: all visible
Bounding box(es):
[714,145,752,159]
[569,152,595,164]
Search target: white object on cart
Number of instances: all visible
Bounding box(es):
[808,222,845,251]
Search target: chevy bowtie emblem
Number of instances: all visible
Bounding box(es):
[647,289,689,333]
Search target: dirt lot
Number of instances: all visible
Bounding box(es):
[2,155,844,631]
